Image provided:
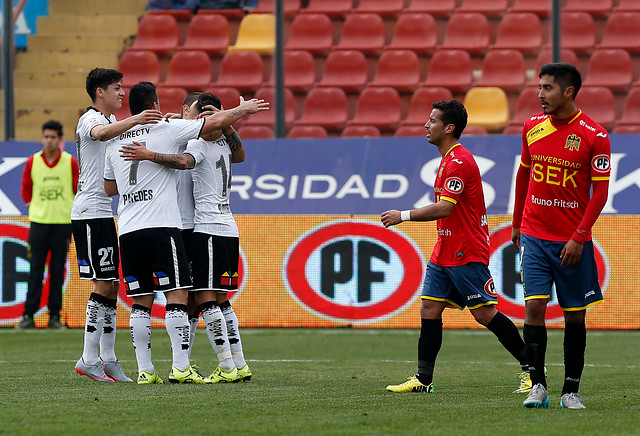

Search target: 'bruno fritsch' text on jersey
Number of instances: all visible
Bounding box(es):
[71,108,116,220]
[520,111,611,242]
[104,118,204,235]
[185,136,239,238]
[431,143,490,267]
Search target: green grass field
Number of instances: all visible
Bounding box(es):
[1,328,638,435]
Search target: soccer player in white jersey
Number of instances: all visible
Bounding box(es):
[120,93,251,383]
[105,82,268,384]
[73,68,163,382]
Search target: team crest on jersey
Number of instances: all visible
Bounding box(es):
[591,154,611,172]
[565,134,581,151]
[484,278,497,297]
[444,177,464,194]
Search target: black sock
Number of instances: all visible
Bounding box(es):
[562,321,586,395]
[486,311,527,370]
[523,324,548,387]
[416,318,442,385]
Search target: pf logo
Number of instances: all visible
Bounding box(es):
[445,177,464,194]
[488,223,609,322]
[591,154,611,173]
[117,247,247,320]
[283,221,424,323]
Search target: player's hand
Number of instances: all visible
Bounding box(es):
[511,228,521,250]
[136,109,163,124]
[239,97,269,114]
[381,210,402,228]
[120,141,151,161]
[164,112,181,119]
[198,104,221,119]
[560,239,583,268]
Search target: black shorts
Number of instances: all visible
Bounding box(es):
[71,218,120,281]
[181,228,194,264]
[120,227,192,297]
[191,232,239,292]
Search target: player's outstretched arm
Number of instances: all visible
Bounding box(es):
[120,141,195,170]
[381,200,455,227]
[201,97,269,135]
[91,109,164,141]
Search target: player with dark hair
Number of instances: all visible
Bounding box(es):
[512,63,610,409]
[382,100,529,393]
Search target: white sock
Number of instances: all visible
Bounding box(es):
[188,312,199,360]
[99,301,117,362]
[201,303,234,371]
[165,305,190,371]
[130,306,154,374]
[221,301,246,369]
[81,295,103,365]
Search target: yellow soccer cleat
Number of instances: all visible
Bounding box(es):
[207,366,240,383]
[514,367,548,394]
[169,365,212,384]
[137,371,164,385]
[237,364,252,382]
[386,375,434,393]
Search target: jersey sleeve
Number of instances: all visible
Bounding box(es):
[184,138,206,164]
[590,131,611,181]
[82,112,108,141]
[21,155,34,204]
[169,118,206,146]
[103,147,115,181]
[439,159,469,205]
[520,127,531,167]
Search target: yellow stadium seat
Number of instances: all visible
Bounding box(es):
[463,87,510,132]
[227,14,275,55]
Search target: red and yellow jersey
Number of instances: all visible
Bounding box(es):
[520,111,611,242]
[431,143,490,267]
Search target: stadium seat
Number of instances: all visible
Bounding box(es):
[528,48,579,86]
[598,12,640,53]
[385,13,437,55]
[118,50,161,89]
[491,12,543,55]
[508,0,550,17]
[583,49,633,92]
[178,14,230,56]
[264,50,315,93]
[421,49,473,93]
[615,87,640,130]
[575,86,616,131]
[613,124,640,134]
[456,0,508,17]
[438,12,490,55]
[474,49,526,92]
[243,87,296,129]
[284,13,334,56]
[354,0,404,17]
[160,50,212,92]
[550,12,596,55]
[251,0,301,17]
[316,50,369,93]
[213,51,264,93]
[156,87,188,116]
[129,14,179,56]
[401,87,453,126]
[369,50,421,94]
[394,125,426,137]
[301,0,354,18]
[564,0,613,17]
[287,125,329,138]
[227,14,275,55]
[147,9,193,20]
[334,13,386,56]
[404,0,456,17]
[341,125,382,137]
[348,87,402,132]
[463,87,510,132]
[615,0,640,12]
[295,87,349,131]
[462,125,488,135]
[507,87,542,128]
[197,7,244,19]
[237,125,275,139]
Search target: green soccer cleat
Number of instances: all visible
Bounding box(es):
[207,366,240,383]
[237,364,252,382]
[137,371,164,384]
[386,375,434,393]
[169,365,212,384]
[514,367,548,393]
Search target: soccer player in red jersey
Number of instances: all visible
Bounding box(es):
[511,63,611,409]
[382,100,528,393]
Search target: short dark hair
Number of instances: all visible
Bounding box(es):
[182,92,202,117]
[85,68,123,102]
[129,82,158,115]
[194,93,222,114]
[539,62,582,99]
[432,100,468,139]
[42,120,63,137]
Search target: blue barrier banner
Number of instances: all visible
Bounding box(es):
[0,135,639,215]
[0,0,48,48]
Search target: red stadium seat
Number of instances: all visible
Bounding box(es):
[265,50,316,93]
[156,87,188,116]
[491,12,543,55]
[456,0,508,17]
[160,50,212,92]
[613,87,640,129]
[551,12,596,56]
[395,125,426,137]
[295,87,349,131]
[284,13,334,56]
[575,86,616,131]
[507,87,542,128]
[564,0,613,17]
[147,9,193,20]
[335,13,386,56]
[615,0,640,12]
[237,125,275,139]
[197,8,244,19]
[251,0,301,17]
[119,50,161,89]
[178,14,230,56]
[421,49,473,93]
[598,12,640,53]
[438,12,490,55]
[528,48,579,86]
[509,0,550,17]
[213,51,264,93]
[341,125,382,137]
[301,0,354,18]
[348,87,402,132]
[287,125,329,138]
[583,49,633,92]
[613,124,640,133]
[402,87,453,126]
[386,13,437,55]
[316,50,369,93]
[243,87,296,129]
[354,0,404,17]
[129,15,179,56]
[369,50,421,94]
[462,125,488,135]
[404,0,456,17]
[475,49,526,93]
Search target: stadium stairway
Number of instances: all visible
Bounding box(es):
[12,0,148,140]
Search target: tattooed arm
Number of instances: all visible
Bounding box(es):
[119,141,195,170]
[200,96,269,135]
[224,127,246,163]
